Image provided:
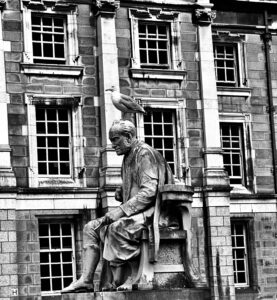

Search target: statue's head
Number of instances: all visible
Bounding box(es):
[109,120,137,155]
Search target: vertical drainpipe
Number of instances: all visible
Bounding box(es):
[262,10,277,193]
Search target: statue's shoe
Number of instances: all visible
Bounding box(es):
[61,279,94,293]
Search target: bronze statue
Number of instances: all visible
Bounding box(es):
[61,119,174,293]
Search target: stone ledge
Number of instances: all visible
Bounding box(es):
[42,288,210,300]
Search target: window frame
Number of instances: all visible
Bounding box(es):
[219,113,254,193]
[212,31,247,89]
[39,219,76,295]
[231,220,250,287]
[21,1,82,76]
[31,13,67,65]
[36,107,72,177]
[220,122,245,185]
[129,9,186,81]
[136,97,188,183]
[214,43,239,87]
[26,94,86,188]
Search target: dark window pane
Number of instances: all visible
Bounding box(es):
[62,224,71,235]
[145,138,152,146]
[165,151,174,161]
[158,41,167,49]
[52,278,62,291]
[60,150,69,161]
[153,112,162,122]
[43,17,52,27]
[62,252,72,262]
[51,252,60,263]
[48,137,57,147]
[50,224,60,236]
[235,249,245,259]
[63,264,73,276]
[59,137,69,147]
[32,16,40,26]
[43,34,52,42]
[217,69,225,81]
[233,166,241,176]
[39,238,49,249]
[37,123,46,134]
[153,139,162,149]
[237,272,246,283]
[43,43,53,57]
[59,123,69,134]
[32,33,41,41]
[54,18,63,27]
[62,237,72,248]
[40,252,49,263]
[63,277,73,288]
[148,41,157,49]
[47,110,56,121]
[140,50,147,63]
[144,124,152,135]
[159,51,168,64]
[235,223,244,235]
[51,237,61,249]
[41,279,51,291]
[33,44,41,57]
[55,44,65,58]
[60,163,70,175]
[164,124,173,135]
[38,163,47,174]
[48,149,58,161]
[164,138,173,148]
[51,264,61,276]
[37,137,46,147]
[48,123,57,134]
[39,224,49,236]
[163,112,172,123]
[236,236,244,247]
[58,110,68,121]
[38,149,46,161]
[154,124,162,135]
[149,51,157,63]
[139,40,146,48]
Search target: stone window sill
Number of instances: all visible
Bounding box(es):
[21,63,83,76]
[217,86,252,98]
[130,68,186,81]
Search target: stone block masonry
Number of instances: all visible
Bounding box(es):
[0,209,18,299]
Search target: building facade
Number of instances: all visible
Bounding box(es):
[0,0,277,299]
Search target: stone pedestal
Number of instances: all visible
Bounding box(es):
[59,288,210,300]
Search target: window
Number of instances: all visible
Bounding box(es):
[21,1,82,76]
[26,95,85,188]
[214,44,238,86]
[139,22,170,69]
[129,9,186,80]
[39,221,76,293]
[36,107,71,176]
[220,123,245,185]
[32,14,66,64]
[144,110,177,174]
[231,221,249,287]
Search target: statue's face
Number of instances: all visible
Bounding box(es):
[109,130,132,156]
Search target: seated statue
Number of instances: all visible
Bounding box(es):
[62,119,174,293]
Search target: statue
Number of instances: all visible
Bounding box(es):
[61,119,174,293]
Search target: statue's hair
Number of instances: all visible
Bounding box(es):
[109,120,137,138]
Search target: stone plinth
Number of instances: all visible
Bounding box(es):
[57,289,210,300]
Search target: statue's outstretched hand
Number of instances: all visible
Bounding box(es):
[115,186,123,202]
[103,207,125,224]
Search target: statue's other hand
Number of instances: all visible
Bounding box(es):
[115,187,123,202]
[103,207,125,224]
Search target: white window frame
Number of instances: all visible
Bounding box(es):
[231,220,250,287]
[21,1,82,76]
[219,113,254,193]
[129,9,186,81]
[213,31,247,89]
[39,220,76,295]
[36,107,72,177]
[26,94,86,188]
[136,97,190,183]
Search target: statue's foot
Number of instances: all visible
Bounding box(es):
[61,279,94,294]
[101,282,117,291]
[117,276,134,291]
